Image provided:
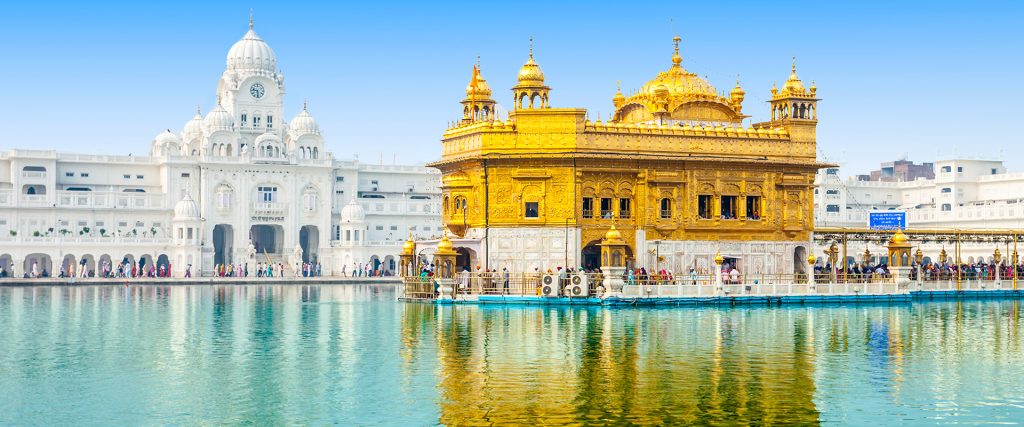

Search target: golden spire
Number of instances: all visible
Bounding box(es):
[671,35,682,66]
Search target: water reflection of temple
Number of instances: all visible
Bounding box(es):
[418,305,822,425]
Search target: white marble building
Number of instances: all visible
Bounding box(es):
[0,23,440,278]
[813,157,1024,263]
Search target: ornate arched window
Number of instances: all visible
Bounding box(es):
[215,184,234,211]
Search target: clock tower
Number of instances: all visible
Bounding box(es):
[217,17,287,150]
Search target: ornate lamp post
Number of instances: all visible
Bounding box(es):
[825,243,839,284]
[939,246,948,264]
[807,253,817,291]
[862,247,872,266]
[1013,246,1019,291]
[994,247,1003,288]
[713,250,725,294]
[914,247,924,290]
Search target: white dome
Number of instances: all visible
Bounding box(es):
[227,28,277,73]
[182,109,204,140]
[254,131,281,145]
[173,193,201,220]
[153,129,181,146]
[340,197,365,222]
[203,104,234,132]
[288,107,320,136]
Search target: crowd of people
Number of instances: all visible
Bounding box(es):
[813,261,1024,282]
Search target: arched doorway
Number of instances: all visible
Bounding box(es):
[250,224,282,254]
[0,254,13,277]
[60,254,76,277]
[23,253,53,277]
[383,255,395,275]
[299,225,319,263]
[794,246,807,275]
[139,254,155,275]
[80,254,96,277]
[454,248,475,273]
[98,254,112,277]
[369,255,381,275]
[157,254,171,276]
[581,240,601,271]
[213,224,234,265]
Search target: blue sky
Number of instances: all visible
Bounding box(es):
[0,1,1021,175]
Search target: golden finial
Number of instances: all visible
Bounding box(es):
[249,9,254,30]
[671,35,682,66]
[616,80,621,92]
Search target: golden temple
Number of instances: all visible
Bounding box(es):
[430,36,829,274]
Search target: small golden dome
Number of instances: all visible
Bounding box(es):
[891,229,908,244]
[517,39,545,86]
[807,254,817,265]
[730,80,745,104]
[603,224,623,242]
[654,83,669,98]
[714,251,724,266]
[465,77,492,98]
[610,81,626,107]
[437,232,454,253]
[402,233,416,255]
[784,58,805,93]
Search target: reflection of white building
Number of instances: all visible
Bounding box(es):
[814,158,1024,263]
[0,21,440,277]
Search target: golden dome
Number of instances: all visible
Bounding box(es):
[401,232,416,255]
[466,76,492,98]
[612,81,625,107]
[631,37,717,100]
[517,39,545,86]
[730,80,745,103]
[437,231,454,253]
[807,254,817,265]
[603,224,623,242]
[890,229,908,244]
[783,58,805,93]
[714,251,724,266]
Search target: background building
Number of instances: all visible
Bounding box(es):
[0,22,440,277]
[814,157,1020,263]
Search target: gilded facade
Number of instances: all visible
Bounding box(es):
[429,37,828,274]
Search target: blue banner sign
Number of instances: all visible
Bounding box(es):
[868,211,907,230]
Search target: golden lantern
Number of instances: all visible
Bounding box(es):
[807,254,817,265]
[939,246,948,264]
[714,251,724,266]
[914,248,924,265]
[862,247,872,264]
[826,243,839,265]
[994,248,1002,264]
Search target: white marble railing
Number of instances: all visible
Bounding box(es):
[0,235,172,245]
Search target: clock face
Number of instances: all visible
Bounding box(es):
[250,83,265,99]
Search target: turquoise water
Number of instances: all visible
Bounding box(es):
[1,285,1023,425]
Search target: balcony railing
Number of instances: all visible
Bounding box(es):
[21,171,46,179]
[252,202,286,214]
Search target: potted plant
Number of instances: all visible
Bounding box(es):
[59,229,70,236]
[82,226,91,236]
[8,230,16,237]
[150,227,158,237]
[99,228,107,237]
[32,231,41,237]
